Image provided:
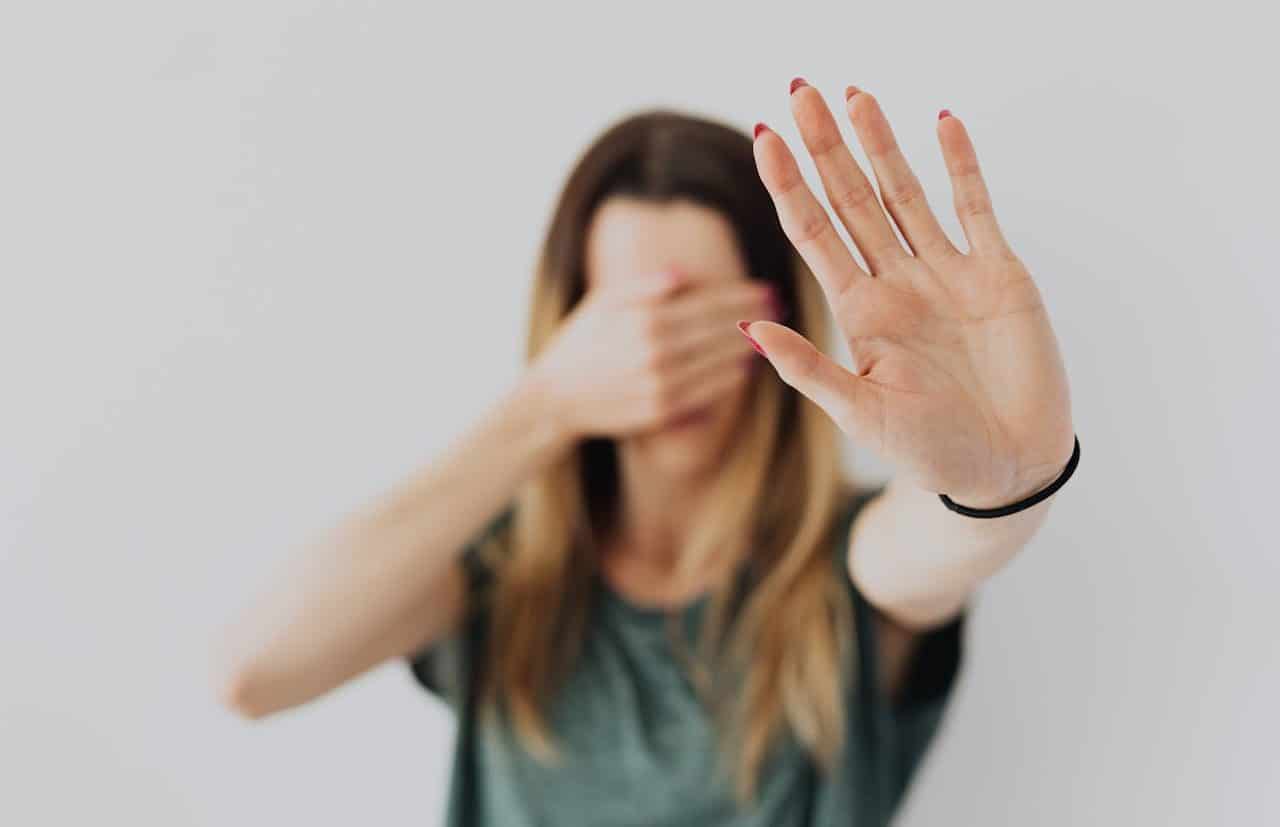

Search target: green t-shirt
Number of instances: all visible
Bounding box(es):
[406,485,964,826]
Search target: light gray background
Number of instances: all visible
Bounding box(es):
[2,2,1277,824]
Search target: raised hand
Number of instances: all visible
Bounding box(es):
[530,271,779,440]
[741,81,1075,508]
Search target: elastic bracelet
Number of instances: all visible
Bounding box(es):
[938,434,1080,518]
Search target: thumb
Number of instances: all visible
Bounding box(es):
[738,320,881,444]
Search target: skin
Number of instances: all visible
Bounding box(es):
[535,196,774,605]
[746,81,1075,631]
[562,197,939,691]
[209,198,788,716]
[212,81,1073,724]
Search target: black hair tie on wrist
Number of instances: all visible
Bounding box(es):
[939,434,1080,518]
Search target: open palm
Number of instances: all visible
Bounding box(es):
[742,81,1075,507]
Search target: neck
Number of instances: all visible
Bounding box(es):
[605,443,717,571]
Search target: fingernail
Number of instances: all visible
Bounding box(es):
[938,108,952,121]
[789,77,808,94]
[845,85,861,102]
[737,320,766,356]
[753,122,769,140]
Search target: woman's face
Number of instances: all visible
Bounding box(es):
[584,196,757,481]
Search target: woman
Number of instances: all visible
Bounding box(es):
[213,79,1077,826]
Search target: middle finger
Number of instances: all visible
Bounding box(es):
[844,88,959,263]
[788,79,910,276]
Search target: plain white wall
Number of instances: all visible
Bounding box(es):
[2,1,1277,824]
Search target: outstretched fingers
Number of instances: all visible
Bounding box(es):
[936,111,1013,257]
[752,123,867,307]
[788,80,910,276]
[845,90,960,264]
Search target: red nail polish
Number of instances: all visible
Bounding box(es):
[737,320,766,356]
[938,108,952,120]
[845,85,860,101]
[789,77,808,94]
[753,122,768,140]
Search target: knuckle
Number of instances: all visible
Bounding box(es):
[788,209,831,246]
[633,326,667,362]
[641,398,665,425]
[881,181,922,210]
[637,309,665,341]
[640,346,667,372]
[650,383,678,419]
[831,275,870,319]
[639,376,664,412]
[809,132,845,158]
[955,193,994,220]
[827,181,878,215]
[774,169,807,199]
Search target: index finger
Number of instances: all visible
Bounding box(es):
[788,80,909,276]
[752,122,867,307]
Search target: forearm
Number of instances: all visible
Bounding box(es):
[849,464,1063,629]
[213,374,573,716]
[357,373,572,564]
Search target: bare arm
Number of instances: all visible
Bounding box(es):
[851,466,1060,629]
[211,374,573,719]
[848,466,1064,699]
[208,268,766,720]
[745,83,1077,702]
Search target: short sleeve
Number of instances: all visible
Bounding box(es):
[405,507,515,703]
[839,483,966,807]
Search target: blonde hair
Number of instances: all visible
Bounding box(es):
[477,110,865,802]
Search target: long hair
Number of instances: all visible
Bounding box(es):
[477,109,866,802]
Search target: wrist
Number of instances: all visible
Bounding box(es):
[951,467,1061,511]
[947,434,1077,510]
[512,368,579,453]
